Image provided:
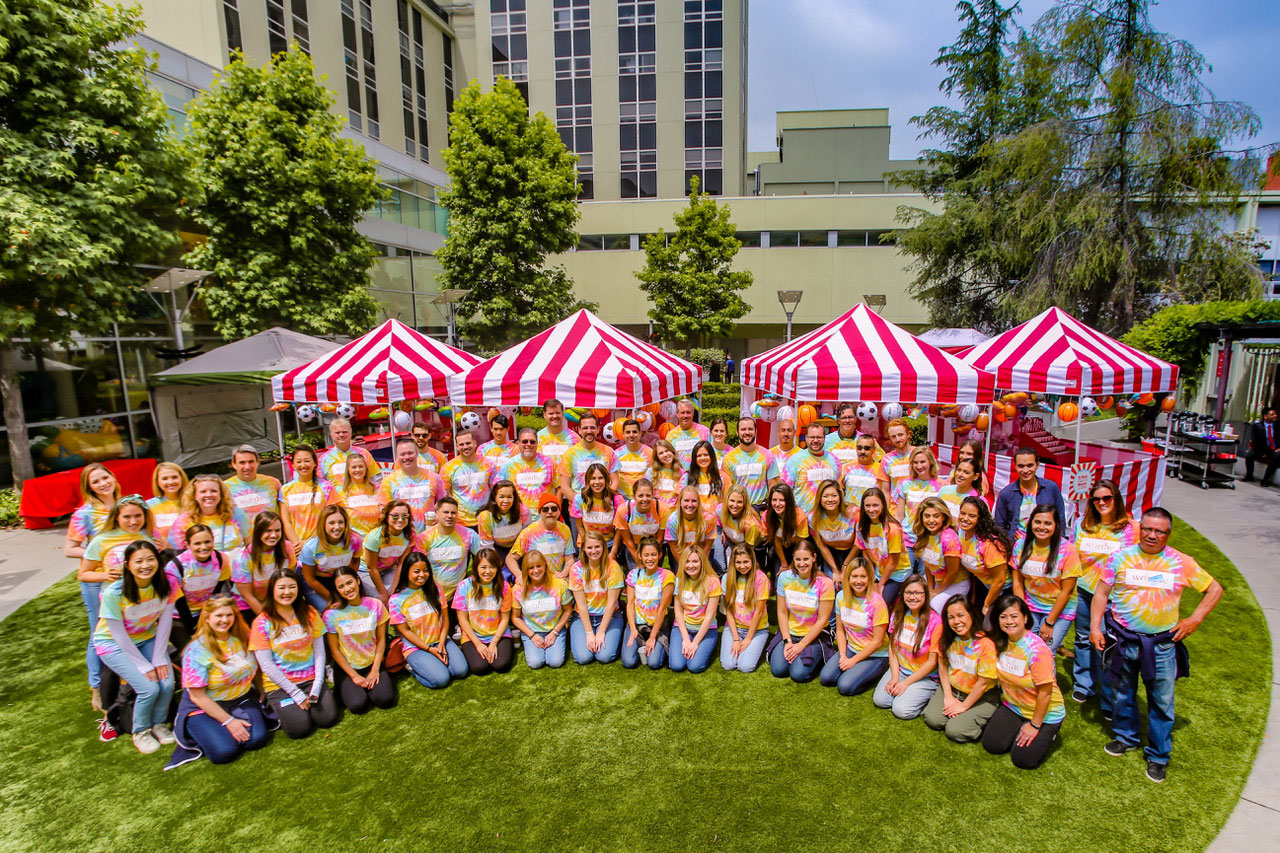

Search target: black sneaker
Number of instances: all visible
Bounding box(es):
[1071,690,1090,704]
[1146,761,1167,783]
[1104,739,1137,757]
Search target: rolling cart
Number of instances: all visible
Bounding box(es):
[1175,431,1238,490]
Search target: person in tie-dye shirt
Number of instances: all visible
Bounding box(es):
[323,567,395,713]
[414,497,481,598]
[769,541,836,683]
[317,418,377,488]
[938,459,986,522]
[824,403,884,469]
[1011,504,1081,654]
[298,505,363,610]
[810,480,858,575]
[686,441,726,518]
[389,553,468,688]
[558,415,615,512]
[568,532,625,664]
[762,484,810,577]
[841,434,890,505]
[721,417,780,508]
[768,418,801,465]
[782,423,842,516]
[276,449,334,557]
[66,462,120,561]
[879,419,915,490]
[954,497,1013,616]
[477,413,518,464]
[361,501,415,600]
[452,549,515,675]
[610,419,655,498]
[512,550,573,669]
[855,488,906,601]
[872,574,941,720]
[168,525,230,626]
[148,461,188,546]
[535,399,578,468]
[621,537,675,670]
[663,487,718,569]
[501,429,557,512]
[440,431,498,527]
[249,572,339,739]
[670,547,723,673]
[1089,508,1222,778]
[231,512,291,615]
[982,594,1064,769]
[717,485,765,571]
[648,440,684,516]
[337,452,382,538]
[378,439,445,534]
[507,494,575,579]
[573,464,625,549]
[913,497,964,614]
[224,446,281,519]
[613,479,664,570]
[170,475,253,553]
[892,448,945,558]
[924,595,1000,743]
[719,543,771,673]
[821,558,890,696]
[476,481,532,569]
[665,400,711,468]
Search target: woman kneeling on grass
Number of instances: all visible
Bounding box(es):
[621,537,674,670]
[982,594,1065,769]
[769,540,835,683]
[512,550,573,669]
[249,572,340,738]
[389,553,468,688]
[719,543,770,673]
[873,573,941,719]
[923,594,1000,743]
[670,547,722,673]
[569,531,625,664]
[174,594,270,765]
[820,557,889,696]
[452,548,516,675]
[324,567,395,713]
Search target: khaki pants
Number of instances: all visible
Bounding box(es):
[923,686,1001,742]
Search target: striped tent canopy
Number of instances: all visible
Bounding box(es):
[447,309,702,407]
[741,303,996,403]
[271,318,481,403]
[961,307,1179,395]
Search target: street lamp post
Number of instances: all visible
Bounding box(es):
[141,267,214,353]
[863,294,887,313]
[777,290,804,342]
[432,288,470,346]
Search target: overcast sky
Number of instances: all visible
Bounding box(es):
[747,0,1279,160]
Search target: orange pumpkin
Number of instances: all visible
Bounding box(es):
[612,417,628,436]
[1003,403,1017,418]
[975,413,990,431]
[593,408,612,420]
[1057,401,1078,422]
[1097,396,1114,410]
[1160,396,1175,412]
[993,409,1007,423]
[953,424,973,436]
[1137,394,1155,407]
[797,405,817,428]
[657,422,674,439]
[643,403,661,415]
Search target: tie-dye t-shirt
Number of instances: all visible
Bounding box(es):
[856,521,905,581]
[278,479,337,543]
[689,471,725,517]
[1011,486,1040,540]
[722,570,771,630]
[892,478,946,547]
[945,634,999,695]
[535,426,578,465]
[318,445,377,489]
[91,565,184,654]
[769,444,801,464]
[573,492,626,542]
[609,444,654,498]
[718,511,764,547]
[224,474,281,518]
[440,457,497,527]
[663,510,717,549]
[477,504,532,548]
[182,635,257,701]
[413,525,480,595]
[361,526,414,573]
[499,453,557,511]
[782,451,841,515]
[84,528,154,576]
[1100,545,1214,634]
[513,578,572,633]
[957,531,1009,587]
[69,500,112,543]
[777,570,836,640]
[996,632,1065,723]
[835,590,890,656]
[299,532,363,577]
[841,461,886,503]
[248,609,326,692]
[510,522,575,577]
[649,468,684,514]
[666,424,711,468]
[168,510,251,552]
[1015,541,1082,618]
[824,431,879,469]
[675,573,723,630]
[323,597,388,669]
[918,528,963,588]
[559,443,615,494]
[626,567,675,626]
[1073,519,1139,594]
[451,578,513,642]
[720,446,779,505]
[376,469,444,533]
[414,446,448,474]
[889,609,942,677]
[169,549,230,611]
[478,439,517,464]
[938,485,983,522]
[812,508,859,546]
[229,547,283,610]
[880,447,914,489]
[568,559,625,616]
[388,586,445,646]
[338,483,382,537]
[614,500,663,542]
[146,496,183,544]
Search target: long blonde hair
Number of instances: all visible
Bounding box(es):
[520,549,552,592]
[672,486,709,546]
[652,440,682,477]
[180,474,235,525]
[78,462,120,507]
[675,546,714,600]
[840,555,875,607]
[340,452,376,495]
[722,542,762,612]
[580,530,611,587]
[190,594,250,663]
[912,496,954,554]
[151,461,189,500]
[906,446,938,480]
[718,483,761,534]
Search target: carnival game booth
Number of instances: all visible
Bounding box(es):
[271,318,482,469]
[941,307,1179,519]
[739,303,997,450]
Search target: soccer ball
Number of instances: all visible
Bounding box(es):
[856,402,879,422]
[774,404,796,424]
[880,402,903,421]
[958,404,980,423]
[336,403,356,420]
[296,405,316,423]
[458,411,482,431]
[602,422,617,442]
[1079,397,1099,417]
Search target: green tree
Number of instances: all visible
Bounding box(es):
[636,177,753,353]
[185,49,384,340]
[438,78,591,349]
[0,0,194,487]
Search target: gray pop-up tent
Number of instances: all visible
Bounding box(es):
[150,328,340,468]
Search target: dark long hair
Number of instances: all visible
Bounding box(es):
[249,511,288,572]
[262,570,314,638]
[121,541,169,604]
[763,483,799,544]
[989,593,1032,655]
[581,463,616,510]
[378,500,414,545]
[856,486,897,542]
[1082,478,1134,533]
[396,551,442,614]
[960,496,1012,562]
[686,440,724,498]
[329,566,363,610]
[1018,503,1062,575]
[890,573,930,656]
[483,480,521,525]
[938,593,982,652]
[468,547,505,601]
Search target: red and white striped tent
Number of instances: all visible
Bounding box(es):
[740,303,996,404]
[961,306,1179,395]
[272,318,482,403]
[447,309,701,407]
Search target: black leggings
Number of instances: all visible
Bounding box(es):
[981,703,1061,769]
[335,664,396,713]
[461,637,515,675]
[266,680,341,739]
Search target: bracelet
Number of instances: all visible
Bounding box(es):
[220,717,236,727]
[1029,721,1042,730]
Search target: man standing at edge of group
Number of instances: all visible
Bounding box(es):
[440,431,497,528]
[770,418,801,462]
[377,439,444,534]
[722,416,779,513]
[318,418,377,489]
[410,422,448,474]
[666,399,711,469]
[224,445,280,519]
[993,448,1065,540]
[501,428,557,513]
[783,422,842,516]
[1090,507,1222,784]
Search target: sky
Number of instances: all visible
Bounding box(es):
[747,0,1280,160]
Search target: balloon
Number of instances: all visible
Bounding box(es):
[1115,400,1130,417]
[953,424,973,436]
[602,422,617,442]
[749,401,763,419]
[880,402,903,421]
[1137,394,1155,406]
[459,411,482,431]
[319,403,337,413]
[958,404,979,423]
[657,422,674,439]
[797,405,817,428]
[392,410,413,432]
[270,402,290,412]
[1079,397,1098,417]
[1097,396,1114,410]
[612,418,628,437]
[975,413,990,431]
[1160,396,1175,412]
[1004,403,1018,418]
[659,401,677,422]
[413,400,433,411]
[436,405,452,419]
[1057,401,1078,422]
[565,408,582,424]
[775,405,796,423]
[856,402,879,421]
[643,403,661,415]
[488,408,502,423]
[336,402,356,420]
[636,411,655,431]
[993,409,1007,423]
[758,402,777,423]
[296,405,316,423]
[368,407,389,420]
[593,408,612,420]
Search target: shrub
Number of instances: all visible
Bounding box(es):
[688,348,728,376]
[0,488,19,528]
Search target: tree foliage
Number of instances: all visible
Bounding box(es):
[0,0,194,485]
[636,176,753,351]
[438,78,592,349]
[185,49,384,340]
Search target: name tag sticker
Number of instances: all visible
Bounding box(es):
[1079,537,1122,555]
[997,653,1028,678]
[1127,568,1176,590]
[949,652,977,675]
[516,472,547,488]
[620,460,648,473]
[1020,560,1050,578]
[521,597,558,614]
[407,601,434,620]
[340,615,376,634]
[681,591,702,606]
[841,607,869,629]
[786,590,818,610]
[185,572,221,592]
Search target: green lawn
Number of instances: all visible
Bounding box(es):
[0,516,1268,853]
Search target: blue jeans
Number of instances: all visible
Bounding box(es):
[80,581,102,688]
[719,626,769,672]
[882,579,904,611]
[621,624,669,669]
[1110,638,1177,765]
[570,613,623,664]
[300,576,331,611]
[405,639,469,688]
[669,627,718,673]
[1029,610,1072,654]
[522,630,567,669]
[97,638,174,733]
[872,668,938,719]
[768,639,823,682]
[820,650,889,696]
[1072,589,1111,711]
[183,701,270,764]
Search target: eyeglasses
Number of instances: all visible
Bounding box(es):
[519,439,537,445]
[1092,495,1114,503]
[1139,526,1170,536]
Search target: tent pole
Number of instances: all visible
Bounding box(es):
[274,409,286,466]
[983,402,994,465]
[1073,394,1083,467]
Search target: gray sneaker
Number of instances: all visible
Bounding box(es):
[132,730,161,754]
[151,723,176,745]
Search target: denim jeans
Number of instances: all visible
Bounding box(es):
[184,701,270,763]
[1029,610,1073,654]
[358,567,396,600]
[80,581,103,688]
[1072,589,1111,711]
[300,575,331,611]
[621,624,669,669]
[97,638,174,733]
[768,639,824,682]
[405,638,469,688]
[872,668,938,719]
[882,579,904,611]
[570,612,623,664]
[1110,638,1177,765]
[669,627,718,673]
[819,650,889,696]
[522,630,568,669]
[719,626,769,672]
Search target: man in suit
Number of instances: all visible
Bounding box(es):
[1243,406,1279,486]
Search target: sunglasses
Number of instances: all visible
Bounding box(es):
[540,506,560,514]
[519,439,537,445]
[1091,495,1114,503]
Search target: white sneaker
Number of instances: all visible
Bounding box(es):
[132,730,161,754]
[151,723,176,745]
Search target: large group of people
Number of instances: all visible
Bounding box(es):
[70,401,1221,781]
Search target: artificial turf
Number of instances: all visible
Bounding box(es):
[0,516,1268,853]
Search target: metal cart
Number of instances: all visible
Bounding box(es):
[1175,432,1238,490]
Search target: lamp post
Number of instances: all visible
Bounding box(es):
[777,289,804,342]
[863,294,887,313]
[141,267,214,353]
[432,288,470,346]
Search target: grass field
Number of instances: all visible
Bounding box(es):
[0,517,1268,853]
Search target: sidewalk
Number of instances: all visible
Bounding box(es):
[0,526,75,622]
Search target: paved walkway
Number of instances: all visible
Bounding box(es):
[0,526,75,622]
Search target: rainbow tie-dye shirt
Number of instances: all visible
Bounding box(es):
[511,522,575,577]
[723,570,771,630]
[945,634,999,695]
[675,573,723,630]
[323,597,388,669]
[1073,519,1139,594]
[609,444,655,498]
[1100,544,1214,634]
[568,560,625,616]
[248,609,326,692]
[560,443,615,493]
[224,474,281,518]
[388,586,444,646]
[626,567,674,627]
[451,578,512,642]
[720,445,779,505]
[91,565,184,655]
[996,632,1065,723]
[413,525,480,595]
[782,451,841,515]
[182,635,257,702]
[777,570,835,640]
[440,456,497,526]
[514,578,572,633]
[170,549,230,611]
[299,532,363,577]
[376,469,443,534]
[666,423,711,468]
[1015,540,1082,618]
[229,547,282,611]
[836,590,889,656]
[499,453,557,511]
[889,609,942,677]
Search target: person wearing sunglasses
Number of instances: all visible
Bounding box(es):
[1089,507,1223,784]
[500,428,557,514]
[409,422,448,474]
[506,493,576,580]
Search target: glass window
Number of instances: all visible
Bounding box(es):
[799,230,828,248]
[685,121,702,148]
[577,234,603,251]
[639,171,657,198]
[604,235,631,251]
[867,230,896,246]
[735,231,761,247]
[621,175,638,199]
[769,231,799,247]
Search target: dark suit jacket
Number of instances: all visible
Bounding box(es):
[1248,421,1278,458]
